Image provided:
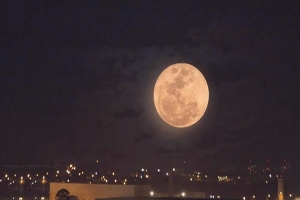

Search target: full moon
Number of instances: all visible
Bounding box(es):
[153,63,209,128]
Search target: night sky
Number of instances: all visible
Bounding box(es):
[1,1,300,175]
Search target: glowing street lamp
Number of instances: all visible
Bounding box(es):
[150,191,154,196]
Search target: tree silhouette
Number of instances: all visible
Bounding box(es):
[55,189,70,200]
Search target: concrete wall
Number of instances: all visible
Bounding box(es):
[50,183,151,200]
[134,185,151,197]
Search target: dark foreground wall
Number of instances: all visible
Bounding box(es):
[98,198,240,200]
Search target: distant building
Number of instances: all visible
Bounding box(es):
[50,182,151,200]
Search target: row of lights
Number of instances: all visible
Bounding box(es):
[209,195,221,198]
[149,191,186,197]
[143,168,178,173]
[13,197,45,200]
[3,173,48,178]
[1,175,47,185]
[134,174,150,179]
[242,193,293,200]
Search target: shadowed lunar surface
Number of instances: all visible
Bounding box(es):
[154,63,209,128]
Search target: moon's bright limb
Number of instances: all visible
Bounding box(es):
[153,63,209,128]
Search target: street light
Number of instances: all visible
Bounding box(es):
[150,191,154,196]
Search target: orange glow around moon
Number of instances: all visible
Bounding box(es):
[153,63,209,128]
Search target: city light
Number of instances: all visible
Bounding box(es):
[218,176,228,182]
[0,160,295,199]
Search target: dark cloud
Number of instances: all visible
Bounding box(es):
[134,131,154,143]
[115,106,144,119]
[156,147,174,155]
